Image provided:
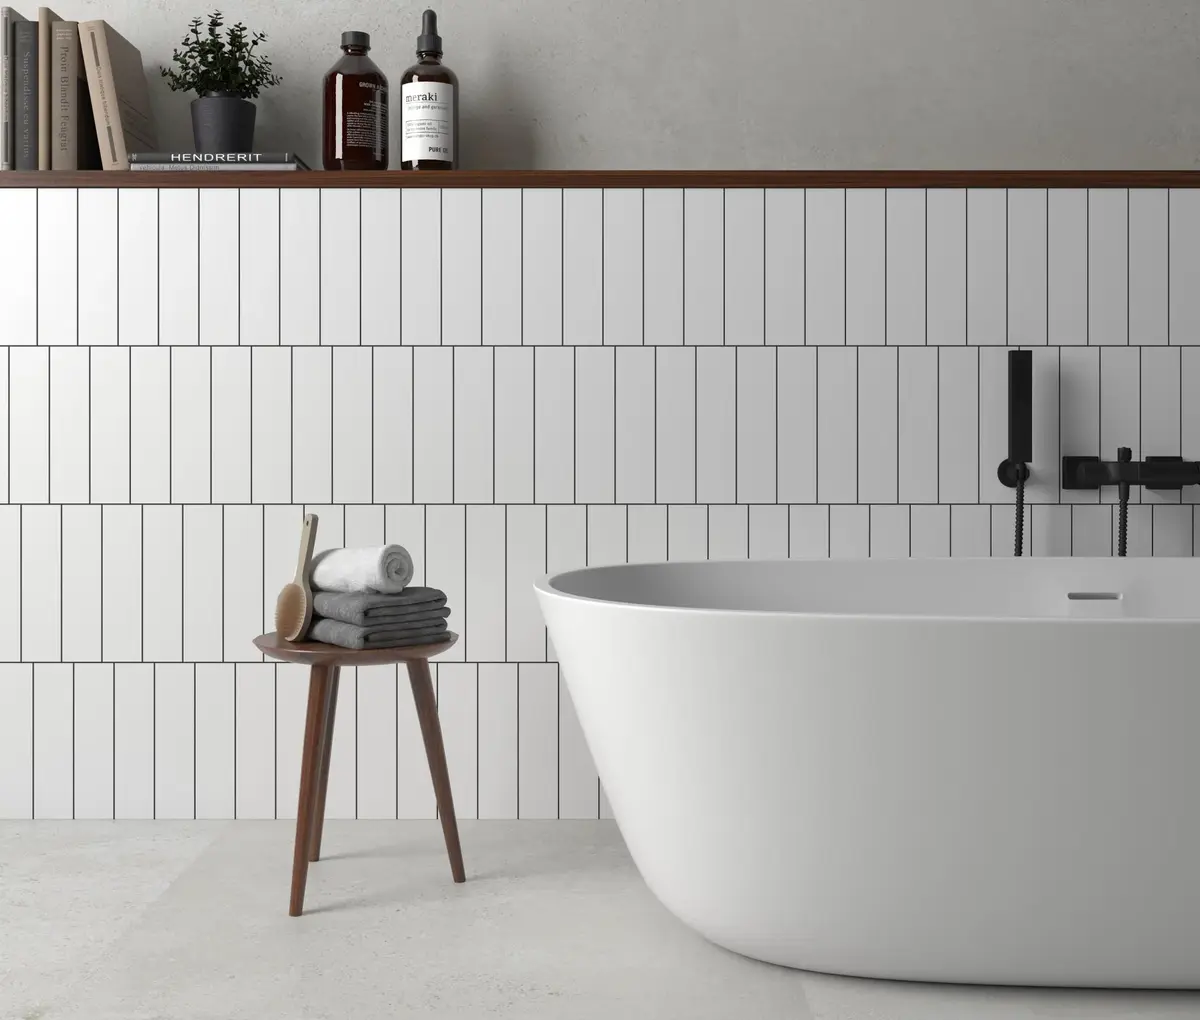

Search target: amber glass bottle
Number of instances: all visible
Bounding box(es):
[400,10,458,170]
[323,31,389,170]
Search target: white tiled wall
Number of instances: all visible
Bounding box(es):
[0,185,1197,820]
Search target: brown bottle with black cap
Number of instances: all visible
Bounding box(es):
[400,10,458,170]
[322,31,389,170]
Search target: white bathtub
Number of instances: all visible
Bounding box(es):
[534,558,1200,988]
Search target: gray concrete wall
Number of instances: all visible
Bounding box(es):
[48,0,1200,168]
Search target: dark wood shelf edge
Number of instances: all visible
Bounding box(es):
[3,169,1200,188]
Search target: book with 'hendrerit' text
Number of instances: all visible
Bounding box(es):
[129,151,310,170]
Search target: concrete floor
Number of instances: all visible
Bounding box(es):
[3,822,1200,1020]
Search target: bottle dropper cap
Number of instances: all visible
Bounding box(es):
[341,31,370,49]
[417,10,442,54]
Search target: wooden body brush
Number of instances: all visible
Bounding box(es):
[275,513,318,642]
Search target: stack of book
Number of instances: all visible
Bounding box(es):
[130,152,310,172]
[1,7,155,170]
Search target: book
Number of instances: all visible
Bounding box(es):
[130,151,307,165]
[34,5,55,168]
[1,7,29,170]
[79,19,155,170]
[51,20,96,170]
[129,162,308,171]
[12,16,33,169]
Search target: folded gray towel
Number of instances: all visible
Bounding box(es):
[309,617,451,651]
[311,588,448,626]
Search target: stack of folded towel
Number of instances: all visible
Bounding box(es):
[307,545,451,650]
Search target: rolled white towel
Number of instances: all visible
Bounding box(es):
[310,545,414,594]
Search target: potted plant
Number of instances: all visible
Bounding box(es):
[161,11,282,154]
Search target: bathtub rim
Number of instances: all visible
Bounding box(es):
[534,556,1199,625]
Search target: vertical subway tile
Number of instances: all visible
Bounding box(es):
[493,347,534,503]
[141,504,183,663]
[199,189,239,345]
[937,347,979,504]
[897,347,938,503]
[101,506,141,662]
[344,503,384,548]
[170,347,211,504]
[627,504,667,562]
[0,665,33,817]
[534,347,575,503]
[1059,347,1100,503]
[517,663,558,819]
[845,188,885,346]
[667,504,708,560]
[574,347,615,504]
[332,347,374,502]
[926,189,967,346]
[32,665,73,818]
[437,664,478,819]
[805,188,846,346]
[950,504,991,556]
[1141,347,1181,503]
[886,189,926,347]
[604,188,643,345]
[1153,504,1192,556]
[10,347,49,502]
[559,681,597,819]
[0,189,36,345]
[655,347,696,503]
[78,189,117,346]
[250,347,292,503]
[61,506,101,663]
[37,189,77,346]
[478,664,518,819]
[319,189,361,346]
[372,347,414,504]
[235,663,276,818]
[117,189,157,346]
[442,188,483,346]
[736,348,776,503]
[870,505,910,557]
[749,504,788,558]
[0,350,6,502]
[1115,504,1152,557]
[1129,189,1168,346]
[159,188,199,345]
[262,505,302,632]
[1088,189,1129,346]
[360,189,402,345]
[990,503,1026,558]
[789,505,829,558]
[1170,189,1200,344]
[1072,504,1112,555]
[1099,347,1141,503]
[506,505,546,662]
[816,347,857,503]
[1184,349,1200,499]
[211,348,251,503]
[396,661,435,817]
[910,504,950,557]
[708,504,749,559]
[683,189,723,346]
[1007,188,1048,346]
[239,187,280,345]
[724,188,764,346]
[528,189,567,345]
[154,664,195,819]
[587,504,627,566]
[306,503,345,558]
[830,504,870,557]
[482,189,522,346]
[114,664,154,818]
[765,188,805,345]
[323,666,359,816]
[385,506,424,587]
[90,348,130,502]
[21,506,60,661]
[74,664,114,818]
[644,189,683,345]
[291,348,333,503]
[466,505,506,662]
[274,663,305,820]
[356,663,397,819]
[49,348,89,503]
[966,189,1006,346]
[777,347,816,503]
[223,505,264,663]
[195,663,235,818]
[401,188,441,345]
[130,348,171,504]
[696,348,736,503]
[1028,348,1061,503]
[616,348,656,503]
[454,347,495,503]
[546,504,586,661]
[183,505,223,663]
[977,347,1012,505]
[1031,504,1071,556]
[857,347,898,503]
[279,189,320,346]
[1048,189,1087,346]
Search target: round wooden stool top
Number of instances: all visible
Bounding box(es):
[254,631,459,667]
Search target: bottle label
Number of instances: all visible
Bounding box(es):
[401,82,454,162]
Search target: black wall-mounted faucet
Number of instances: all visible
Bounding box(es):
[997,350,1032,556]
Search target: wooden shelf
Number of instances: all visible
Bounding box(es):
[2,169,1200,188]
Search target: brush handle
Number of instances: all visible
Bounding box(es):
[294,514,318,583]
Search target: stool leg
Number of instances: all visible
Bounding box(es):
[308,666,340,862]
[290,664,333,917]
[407,658,466,883]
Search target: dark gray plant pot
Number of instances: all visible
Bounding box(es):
[190,92,256,153]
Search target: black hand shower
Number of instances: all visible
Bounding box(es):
[997,350,1032,556]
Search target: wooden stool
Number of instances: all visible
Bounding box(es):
[254,632,464,916]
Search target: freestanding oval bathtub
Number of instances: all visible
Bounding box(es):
[534,558,1200,988]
